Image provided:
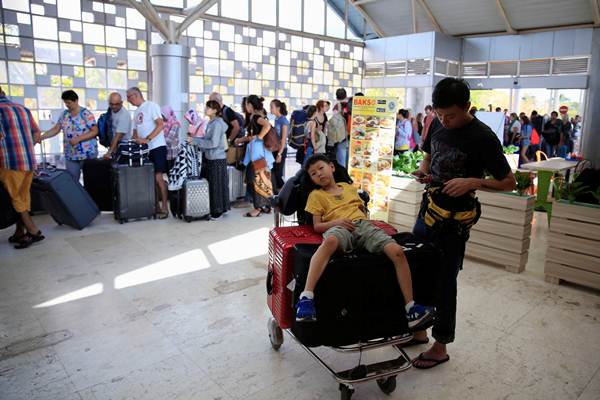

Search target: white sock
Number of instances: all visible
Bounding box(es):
[405,301,415,313]
[300,291,314,300]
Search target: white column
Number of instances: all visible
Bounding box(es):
[581,28,600,166]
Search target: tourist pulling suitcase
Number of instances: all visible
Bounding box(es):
[82,158,113,211]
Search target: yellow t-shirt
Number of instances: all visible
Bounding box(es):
[305,182,367,222]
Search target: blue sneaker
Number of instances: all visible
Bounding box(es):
[296,297,317,322]
[407,304,434,329]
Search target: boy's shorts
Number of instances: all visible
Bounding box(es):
[323,220,396,254]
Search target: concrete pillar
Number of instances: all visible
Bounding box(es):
[582,28,600,167]
[151,44,190,140]
[405,87,426,115]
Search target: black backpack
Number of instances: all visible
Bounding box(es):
[97,109,113,148]
[289,109,308,150]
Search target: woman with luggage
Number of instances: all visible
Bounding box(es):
[235,95,274,218]
[190,100,230,219]
[40,90,98,181]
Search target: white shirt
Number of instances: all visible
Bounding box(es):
[133,100,165,150]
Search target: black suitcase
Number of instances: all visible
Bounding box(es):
[31,169,100,230]
[83,158,113,211]
[116,141,149,166]
[113,163,155,223]
[291,232,441,347]
[1,183,19,229]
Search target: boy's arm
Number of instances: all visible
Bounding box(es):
[313,214,354,233]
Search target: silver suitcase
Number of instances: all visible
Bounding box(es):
[182,178,210,221]
[228,166,246,202]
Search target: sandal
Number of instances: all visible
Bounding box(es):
[157,211,169,220]
[412,352,450,370]
[244,210,262,218]
[8,233,25,243]
[14,231,45,250]
[261,207,272,214]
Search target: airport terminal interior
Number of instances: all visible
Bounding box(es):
[1,1,599,399]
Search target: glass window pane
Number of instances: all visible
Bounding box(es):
[204,40,219,58]
[221,0,248,21]
[304,0,324,35]
[0,62,7,83]
[220,60,234,77]
[279,0,301,30]
[186,20,203,37]
[8,62,35,84]
[34,40,59,63]
[106,26,126,48]
[32,16,58,40]
[205,58,219,75]
[327,4,346,39]
[470,89,511,111]
[60,43,83,65]
[57,0,81,20]
[127,50,146,70]
[219,23,235,42]
[263,64,275,80]
[235,44,249,61]
[252,0,276,26]
[107,69,127,89]
[126,8,146,29]
[37,86,63,109]
[189,76,204,93]
[2,0,29,12]
[83,23,105,46]
[85,68,107,88]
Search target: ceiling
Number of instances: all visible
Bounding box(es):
[328,0,600,40]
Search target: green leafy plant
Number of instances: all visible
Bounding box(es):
[393,150,424,175]
[514,171,533,196]
[503,145,519,155]
[553,174,589,203]
[589,187,600,205]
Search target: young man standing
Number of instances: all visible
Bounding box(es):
[127,87,168,219]
[410,78,515,369]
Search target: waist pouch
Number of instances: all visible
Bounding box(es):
[420,186,481,232]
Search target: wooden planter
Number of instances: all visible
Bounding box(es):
[545,200,600,290]
[465,191,535,273]
[388,176,425,232]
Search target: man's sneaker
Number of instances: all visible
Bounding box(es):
[407,304,434,329]
[296,297,317,322]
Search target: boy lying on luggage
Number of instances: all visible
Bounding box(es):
[296,154,434,328]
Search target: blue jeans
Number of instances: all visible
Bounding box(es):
[66,159,84,182]
[413,216,466,344]
[335,140,348,168]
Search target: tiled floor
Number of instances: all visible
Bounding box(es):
[1,206,599,400]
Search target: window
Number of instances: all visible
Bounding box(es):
[2,0,29,12]
[37,86,62,109]
[470,89,510,111]
[252,0,276,26]
[0,62,6,83]
[279,0,301,31]
[106,27,126,48]
[57,0,81,20]
[107,69,127,89]
[8,62,35,84]
[127,50,146,70]
[126,8,146,29]
[83,24,105,46]
[32,16,58,40]
[326,3,346,39]
[85,68,107,88]
[221,0,248,21]
[304,0,324,35]
[34,40,59,63]
[60,43,83,65]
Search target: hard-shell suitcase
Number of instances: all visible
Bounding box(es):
[32,169,100,230]
[169,178,210,222]
[112,163,155,223]
[291,232,441,347]
[228,165,245,202]
[116,141,149,166]
[83,158,113,211]
[267,226,324,329]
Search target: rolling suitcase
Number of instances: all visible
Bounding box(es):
[32,169,100,230]
[116,141,149,166]
[267,226,324,330]
[291,232,441,347]
[112,163,155,223]
[83,158,113,211]
[227,166,245,202]
[181,177,211,222]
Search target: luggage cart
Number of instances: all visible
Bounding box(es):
[267,204,423,400]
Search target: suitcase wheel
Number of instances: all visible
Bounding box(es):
[339,384,354,400]
[184,216,192,223]
[377,376,397,395]
[267,317,283,350]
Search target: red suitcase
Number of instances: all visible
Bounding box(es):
[267,226,323,329]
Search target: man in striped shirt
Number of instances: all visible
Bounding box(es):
[0,87,44,249]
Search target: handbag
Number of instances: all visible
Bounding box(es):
[263,126,281,152]
[249,140,268,171]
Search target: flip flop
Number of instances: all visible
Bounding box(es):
[244,211,262,218]
[396,337,430,349]
[412,352,450,370]
[8,234,25,243]
[14,231,45,250]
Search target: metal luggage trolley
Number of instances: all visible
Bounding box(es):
[266,169,427,400]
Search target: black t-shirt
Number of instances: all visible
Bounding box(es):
[423,117,511,185]
[221,105,237,135]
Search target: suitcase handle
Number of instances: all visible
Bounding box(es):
[266,269,274,295]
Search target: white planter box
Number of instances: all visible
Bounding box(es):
[465,191,535,273]
[388,176,425,232]
[545,200,600,290]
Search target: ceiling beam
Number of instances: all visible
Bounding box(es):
[349,0,385,37]
[591,0,600,26]
[415,0,443,34]
[411,0,417,33]
[495,0,516,34]
[175,0,218,39]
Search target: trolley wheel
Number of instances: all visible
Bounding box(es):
[267,317,283,350]
[377,376,397,395]
[339,384,354,400]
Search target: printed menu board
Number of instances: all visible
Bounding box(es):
[348,97,398,221]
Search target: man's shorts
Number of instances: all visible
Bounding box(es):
[0,168,33,213]
[323,219,396,254]
[149,146,167,173]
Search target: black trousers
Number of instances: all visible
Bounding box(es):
[271,148,287,192]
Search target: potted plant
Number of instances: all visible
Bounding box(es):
[503,145,520,170]
[515,170,533,196]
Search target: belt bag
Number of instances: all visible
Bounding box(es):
[422,187,481,230]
